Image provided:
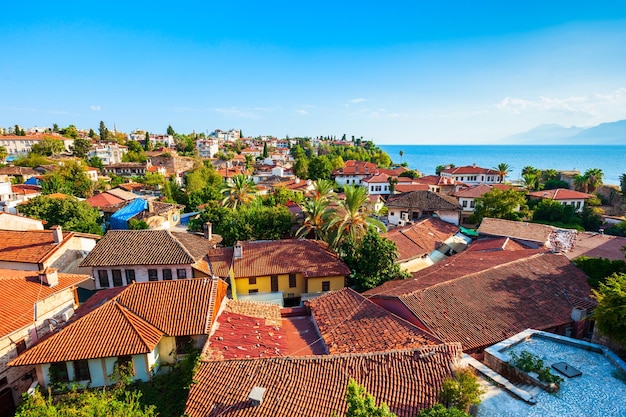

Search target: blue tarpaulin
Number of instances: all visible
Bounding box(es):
[110,198,148,229]
[24,177,41,186]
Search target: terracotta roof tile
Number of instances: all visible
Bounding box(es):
[0,229,74,264]
[332,160,379,176]
[528,188,593,200]
[186,344,461,417]
[441,165,499,175]
[386,191,461,211]
[477,218,557,244]
[452,184,512,198]
[85,192,125,208]
[0,269,89,338]
[395,183,430,193]
[80,230,214,267]
[466,237,531,252]
[207,240,350,279]
[306,288,442,354]
[383,218,458,261]
[399,252,594,351]
[10,278,227,365]
[364,249,545,297]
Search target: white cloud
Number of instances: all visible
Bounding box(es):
[90,105,101,111]
[350,98,367,104]
[295,109,309,115]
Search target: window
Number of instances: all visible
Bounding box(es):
[162,269,172,280]
[462,200,467,208]
[98,270,109,288]
[175,336,193,353]
[0,376,7,387]
[271,275,278,292]
[125,269,135,284]
[248,289,259,294]
[322,281,331,292]
[248,277,257,285]
[50,362,69,383]
[470,201,475,208]
[289,273,297,288]
[576,201,582,209]
[73,359,90,381]
[177,269,187,279]
[15,339,27,355]
[148,269,158,281]
[112,269,123,287]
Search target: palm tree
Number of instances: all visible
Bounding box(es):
[399,150,404,163]
[220,174,258,209]
[0,146,7,164]
[494,163,511,183]
[522,173,540,191]
[542,169,559,182]
[296,198,335,240]
[312,179,335,202]
[584,168,603,193]
[573,174,589,193]
[521,165,539,176]
[328,185,386,251]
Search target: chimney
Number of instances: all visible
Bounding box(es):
[148,199,154,213]
[295,177,300,184]
[51,225,63,244]
[248,386,266,406]
[233,241,243,259]
[203,222,213,240]
[39,267,59,287]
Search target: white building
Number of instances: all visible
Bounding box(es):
[440,164,502,185]
[196,139,219,159]
[88,142,127,165]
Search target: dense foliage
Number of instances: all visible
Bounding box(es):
[19,195,103,235]
[416,404,471,417]
[508,350,563,385]
[341,229,409,291]
[332,379,398,417]
[573,256,626,289]
[592,273,626,343]
[40,160,94,198]
[439,368,484,412]
[469,188,528,224]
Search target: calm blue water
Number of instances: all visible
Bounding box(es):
[379,145,626,185]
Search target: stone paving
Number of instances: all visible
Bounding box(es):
[477,336,626,417]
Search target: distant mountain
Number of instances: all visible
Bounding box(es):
[504,119,626,144]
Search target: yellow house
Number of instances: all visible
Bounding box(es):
[206,239,350,306]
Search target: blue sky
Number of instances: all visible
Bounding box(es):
[2,1,626,144]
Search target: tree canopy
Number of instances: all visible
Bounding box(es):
[469,188,528,224]
[592,273,626,343]
[19,195,103,235]
[332,379,398,417]
[40,160,94,198]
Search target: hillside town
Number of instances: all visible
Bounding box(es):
[1,123,626,417]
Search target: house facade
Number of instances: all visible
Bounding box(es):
[386,190,462,226]
[87,142,127,165]
[452,184,514,224]
[206,240,350,306]
[440,164,502,185]
[9,278,228,390]
[331,160,379,187]
[527,188,592,213]
[80,229,221,289]
[0,269,88,415]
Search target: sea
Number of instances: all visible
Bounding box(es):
[379,145,626,186]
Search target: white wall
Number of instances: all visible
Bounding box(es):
[93,264,193,289]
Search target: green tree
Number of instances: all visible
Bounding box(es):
[620,173,626,199]
[88,128,96,138]
[573,256,626,289]
[87,156,104,171]
[522,172,540,191]
[416,404,471,417]
[297,197,334,240]
[329,185,386,251]
[52,123,59,132]
[574,174,589,192]
[70,137,92,159]
[263,142,269,158]
[41,160,95,198]
[308,155,333,180]
[541,168,559,182]
[60,124,79,139]
[521,165,540,177]
[220,174,258,209]
[128,218,149,230]
[436,164,454,175]
[294,157,309,179]
[592,273,626,343]
[99,120,108,141]
[399,150,404,163]
[398,170,420,179]
[341,229,409,291]
[332,379,398,417]
[542,179,570,190]
[469,188,528,224]
[166,125,175,136]
[31,137,65,156]
[494,162,511,183]
[13,153,50,168]
[532,199,578,224]
[439,368,484,412]
[144,131,152,151]
[19,195,103,234]
[583,168,604,193]
[0,146,7,164]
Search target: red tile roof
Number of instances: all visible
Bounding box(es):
[186,344,461,417]
[386,191,461,211]
[528,188,593,200]
[207,240,350,278]
[395,183,430,193]
[332,160,379,176]
[85,192,125,208]
[477,218,557,244]
[383,218,459,262]
[441,165,499,175]
[0,229,74,264]
[364,249,544,297]
[414,175,455,186]
[453,184,503,198]
[10,278,228,365]
[0,269,89,338]
[306,288,442,354]
[362,173,390,183]
[399,252,594,351]
[466,237,531,252]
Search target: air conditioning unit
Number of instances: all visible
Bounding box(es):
[401,213,409,221]
[397,219,406,227]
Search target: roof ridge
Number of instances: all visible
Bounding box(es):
[167,230,199,261]
[115,301,163,348]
